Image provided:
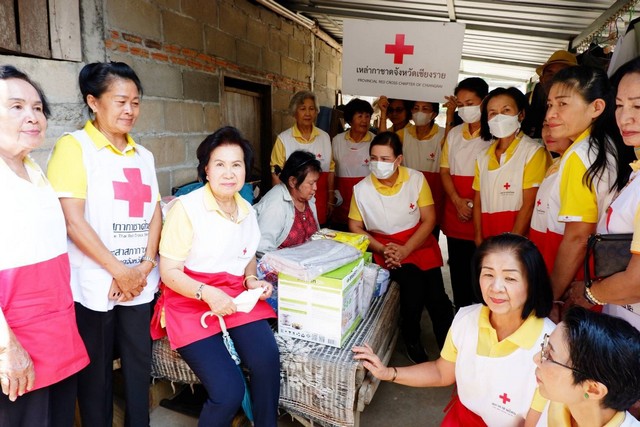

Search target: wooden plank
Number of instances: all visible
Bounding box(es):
[0,1,18,52]
[18,0,51,58]
[49,0,81,61]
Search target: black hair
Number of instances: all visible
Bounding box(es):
[480,87,529,141]
[344,98,374,124]
[454,77,489,100]
[610,56,640,92]
[412,101,440,125]
[550,65,633,192]
[370,131,403,157]
[196,126,254,182]
[471,234,553,319]
[563,307,640,411]
[79,62,143,108]
[279,150,322,189]
[0,65,50,117]
[387,98,413,122]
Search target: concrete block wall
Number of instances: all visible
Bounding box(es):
[0,0,342,195]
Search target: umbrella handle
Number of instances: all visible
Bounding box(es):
[200,311,230,335]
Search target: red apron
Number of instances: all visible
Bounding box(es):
[370,224,443,271]
[481,210,519,239]
[334,176,364,225]
[422,170,445,226]
[152,268,275,349]
[442,175,475,240]
[315,171,329,225]
[0,254,89,391]
[441,392,487,427]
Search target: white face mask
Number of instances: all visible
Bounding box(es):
[369,160,397,179]
[412,111,433,126]
[488,114,521,138]
[458,105,481,123]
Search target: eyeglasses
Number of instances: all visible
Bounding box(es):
[387,107,405,114]
[540,333,586,375]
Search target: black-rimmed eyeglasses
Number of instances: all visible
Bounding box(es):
[540,333,586,376]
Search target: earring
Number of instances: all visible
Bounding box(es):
[584,392,589,399]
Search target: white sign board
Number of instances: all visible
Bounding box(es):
[342,19,465,102]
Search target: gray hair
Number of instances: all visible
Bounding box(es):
[288,90,318,116]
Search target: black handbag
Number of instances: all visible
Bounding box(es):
[584,233,633,284]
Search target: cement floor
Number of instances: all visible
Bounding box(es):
[148,235,454,427]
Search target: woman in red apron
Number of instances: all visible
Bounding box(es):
[349,131,454,364]
[159,127,279,427]
[270,91,334,225]
[0,66,88,426]
[332,98,375,228]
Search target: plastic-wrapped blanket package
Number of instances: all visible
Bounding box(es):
[261,239,362,282]
[311,228,370,253]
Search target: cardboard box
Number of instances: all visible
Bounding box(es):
[278,257,364,347]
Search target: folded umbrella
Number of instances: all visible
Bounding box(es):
[200,311,254,422]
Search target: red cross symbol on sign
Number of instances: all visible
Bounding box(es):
[499,393,511,404]
[113,168,152,218]
[409,203,415,209]
[503,182,511,190]
[385,34,414,64]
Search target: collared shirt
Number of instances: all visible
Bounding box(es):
[270,123,336,171]
[160,185,250,261]
[557,128,599,223]
[348,166,432,222]
[440,123,482,169]
[397,123,441,143]
[47,120,138,199]
[345,129,373,143]
[441,305,549,412]
[472,132,550,191]
[545,402,634,427]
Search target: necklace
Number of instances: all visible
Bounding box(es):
[214,197,237,222]
[294,202,307,221]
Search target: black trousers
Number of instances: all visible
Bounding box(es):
[0,374,77,427]
[446,236,480,309]
[75,302,152,427]
[391,263,454,349]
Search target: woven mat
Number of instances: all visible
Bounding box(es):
[276,282,400,427]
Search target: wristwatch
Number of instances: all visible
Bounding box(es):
[140,255,157,268]
[195,284,205,300]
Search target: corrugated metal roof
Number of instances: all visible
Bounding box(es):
[274,0,636,81]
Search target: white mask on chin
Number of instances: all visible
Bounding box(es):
[457,105,481,123]
[369,160,397,179]
[412,111,433,126]
[488,114,521,138]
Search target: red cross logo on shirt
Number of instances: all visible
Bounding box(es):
[537,199,541,207]
[316,153,322,159]
[499,393,511,404]
[242,248,247,255]
[409,203,415,210]
[503,182,511,190]
[364,158,369,164]
[113,168,152,218]
[429,152,435,159]
[385,34,414,64]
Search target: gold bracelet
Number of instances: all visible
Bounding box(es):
[243,274,258,290]
[390,367,398,382]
